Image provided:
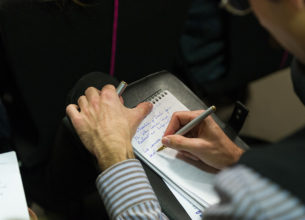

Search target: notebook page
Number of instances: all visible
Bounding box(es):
[134,148,208,210]
[0,151,29,220]
[165,181,203,220]
[132,90,219,208]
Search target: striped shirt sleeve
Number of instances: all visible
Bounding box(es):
[96,160,305,220]
[204,165,305,220]
[96,159,168,220]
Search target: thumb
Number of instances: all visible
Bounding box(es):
[162,135,203,154]
[131,102,153,125]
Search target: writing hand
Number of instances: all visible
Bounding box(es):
[66,85,153,171]
[162,110,244,170]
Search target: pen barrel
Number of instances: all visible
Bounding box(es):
[116,81,128,96]
[176,106,216,136]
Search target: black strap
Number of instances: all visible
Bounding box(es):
[228,101,249,134]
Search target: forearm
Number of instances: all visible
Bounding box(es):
[96,159,168,220]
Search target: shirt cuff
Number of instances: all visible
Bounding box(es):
[96,159,159,219]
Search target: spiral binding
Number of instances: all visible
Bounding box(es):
[145,90,168,104]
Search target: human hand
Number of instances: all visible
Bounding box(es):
[28,208,38,220]
[162,110,244,170]
[66,85,152,171]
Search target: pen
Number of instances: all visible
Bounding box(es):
[116,81,128,96]
[157,105,216,152]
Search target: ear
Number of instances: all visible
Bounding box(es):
[290,0,305,9]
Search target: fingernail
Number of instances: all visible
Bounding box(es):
[162,137,170,146]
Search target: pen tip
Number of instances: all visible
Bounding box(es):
[211,105,216,111]
[157,145,166,152]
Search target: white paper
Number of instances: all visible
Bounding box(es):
[0,151,29,220]
[165,181,204,220]
[132,90,219,211]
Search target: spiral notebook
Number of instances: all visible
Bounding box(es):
[131,90,219,211]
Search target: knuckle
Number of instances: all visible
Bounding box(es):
[100,89,112,99]
[195,140,207,149]
[101,86,115,100]
[90,99,99,108]
[103,84,115,91]
[85,86,95,94]
[78,95,85,102]
[172,112,179,119]
[66,105,72,114]
[175,136,184,146]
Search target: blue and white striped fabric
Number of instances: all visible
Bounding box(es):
[97,160,305,220]
[96,159,168,219]
[204,165,305,220]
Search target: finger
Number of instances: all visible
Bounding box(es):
[66,104,81,122]
[180,151,200,161]
[100,84,119,103]
[84,87,100,103]
[119,96,124,105]
[163,110,203,136]
[162,135,206,153]
[78,95,88,109]
[101,84,116,94]
[131,102,153,126]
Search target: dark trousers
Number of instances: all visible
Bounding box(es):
[45,72,119,219]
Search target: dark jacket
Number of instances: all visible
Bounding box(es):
[240,59,305,204]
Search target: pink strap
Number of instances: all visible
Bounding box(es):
[110,0,119,76]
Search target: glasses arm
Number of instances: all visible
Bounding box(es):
[220,0,252,16]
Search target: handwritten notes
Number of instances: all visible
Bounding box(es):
[0,151,29,220]
[132,90,219,213]
[133,91,187,158]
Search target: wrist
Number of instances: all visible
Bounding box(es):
[232,145,245,164]
[97,156,127,171]
[94,143,135,171]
